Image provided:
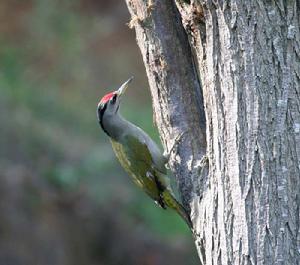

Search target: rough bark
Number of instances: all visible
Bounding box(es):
[125,0,300,264]
[125,0,207,210]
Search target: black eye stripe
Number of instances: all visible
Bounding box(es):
[97,103,111,137]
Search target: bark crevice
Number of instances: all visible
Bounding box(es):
[125,0,300,264]
[126,0,207,211]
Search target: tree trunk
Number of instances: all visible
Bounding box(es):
[125,0,300,264]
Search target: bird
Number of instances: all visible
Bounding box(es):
[97,77,192,230]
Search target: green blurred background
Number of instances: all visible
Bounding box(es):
[0,1,197,264]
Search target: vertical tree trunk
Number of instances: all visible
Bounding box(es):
[125,0,300,264]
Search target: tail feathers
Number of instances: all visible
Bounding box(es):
[162,190,193,230]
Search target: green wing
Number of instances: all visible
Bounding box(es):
[110,135,165,203]
[110,135,192,229]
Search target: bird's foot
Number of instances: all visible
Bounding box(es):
[163,132,186,166]
[199,155,208,167]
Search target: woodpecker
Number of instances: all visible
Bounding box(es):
[97,77,192,229]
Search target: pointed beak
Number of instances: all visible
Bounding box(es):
[116,76,133,97]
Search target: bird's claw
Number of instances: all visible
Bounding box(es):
[163,131,186,165]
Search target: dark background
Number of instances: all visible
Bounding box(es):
[0,1,197,264]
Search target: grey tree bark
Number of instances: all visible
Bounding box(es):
[125,0,300,264]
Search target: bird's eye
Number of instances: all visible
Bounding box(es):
[111,94,117,104]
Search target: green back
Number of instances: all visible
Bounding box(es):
[110,134,164,202]
[110,134,192,229]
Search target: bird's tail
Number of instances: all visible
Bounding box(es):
[162,190,193,230]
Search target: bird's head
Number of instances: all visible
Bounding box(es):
[97,77,133,134]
